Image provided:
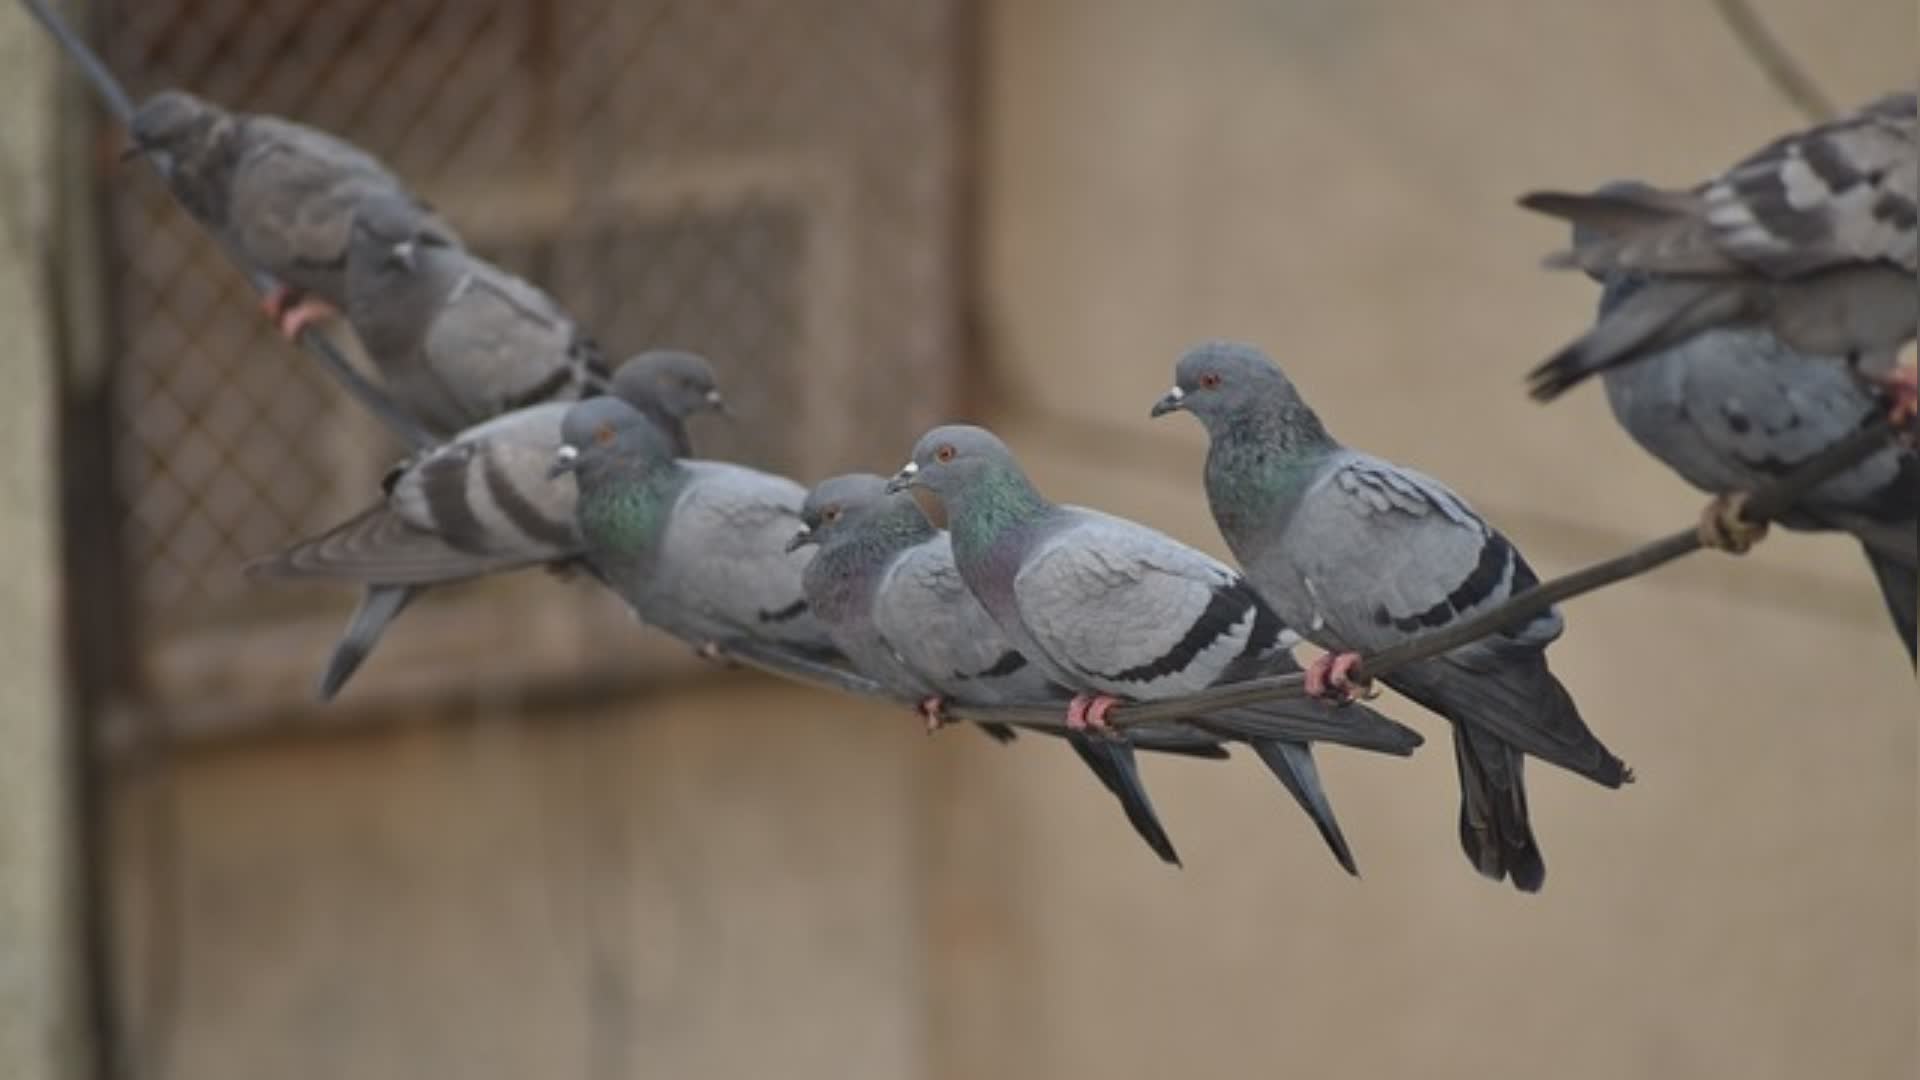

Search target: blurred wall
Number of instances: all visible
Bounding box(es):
[959,1,1917,1078]
[101,2,1916,1080]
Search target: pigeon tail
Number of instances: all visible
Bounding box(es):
[1194,697,1424,756]
[1387,655,1632,789]
[1862,544,1918,667]
[1528,279,1755,401]
[317,584,417,702]
[1250,739,1359,876]
[1452,726,1546,893]
[1066,734,1182,867]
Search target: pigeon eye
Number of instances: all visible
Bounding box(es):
[1198,372,1222,390]
[592,424,616,446]
[823,506,842,523]
[934,444,956,464]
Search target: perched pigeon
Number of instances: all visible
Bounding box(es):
[796,473,1254,866]
[127,89,459,338]
[1155,342,1634,892]
[342,193,606,438]
[557,397,833,658]
[1520,90,1918,419]
[250,351,726,698]
[887,425,1426,875]
[1576,216,1919,664]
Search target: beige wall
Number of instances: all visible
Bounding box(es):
[102,2,1916,1079]
[969,0,1916,1077]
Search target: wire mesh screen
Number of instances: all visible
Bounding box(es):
[98,0,968,695]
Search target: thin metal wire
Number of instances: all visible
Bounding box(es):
[729,417,1900,731]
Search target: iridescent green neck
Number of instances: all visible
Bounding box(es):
[943,465,1048,566]
[576,455,677,566]
[1203,402,1336,536]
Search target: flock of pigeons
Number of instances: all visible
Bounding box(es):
[123,86,1915,893]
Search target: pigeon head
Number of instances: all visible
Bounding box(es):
[1156,341,1336,451]
[1155,341,1293,424]
[551,397,678,479]
[887,424,1026,502]
[349,193,454,274]
[128,90,227,163]
[611,350,727,421]
[789,473,891,552]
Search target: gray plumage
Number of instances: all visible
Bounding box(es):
[1521,90,1918,400]
[1583,228,1918,664]
[344,193,605,438]
[796,474,1257,866]
[890,426,1428,875]
[560,398,832,658]
[128,89,459,310]
[1158,342,1633,892]
[250,351,725,698]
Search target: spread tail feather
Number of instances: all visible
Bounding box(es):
[317,585,418,702]
[1453,726,1545,892]
[1862,544,1918,667]
[246,505,559,586]
[1066,735,1182,867]
[1249,739,1358,876]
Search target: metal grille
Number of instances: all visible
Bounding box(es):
[99,0,967,684]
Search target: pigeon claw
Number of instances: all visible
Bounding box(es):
[917,696,952,733]
[276,296,342,342]
[1306,651,1374,703]
[693,641,731,666]
[1696,492,1768,554]
[1065,693,1122,732]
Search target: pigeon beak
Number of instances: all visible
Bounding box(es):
[784,527,816,554]
[388,240,418,273]
[1149,386,1186,418]
[548,444,582,479]
[884,461,920,495]
[705,389,732,418]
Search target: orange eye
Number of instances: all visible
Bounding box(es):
[1198,372,1221,389]
[934,444,956,463]
[593,424,616,445]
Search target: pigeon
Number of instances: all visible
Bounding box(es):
[887,425,1427,875]
[1573,206,1919,664]
[250,351,726,698]
[342,193,607,438]
[1154,341,1634,892]
[556,397,834,659]
[795,472,1236,867]
[127,89,459,339]
[1519,90,1918,422]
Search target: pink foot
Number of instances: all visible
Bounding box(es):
[917,696,951,734]
[1305,651,1371,703]
[1065,692,1122,732]
[1872,366,1917,441]
[260,284,296,323]
[276,296,341,341]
